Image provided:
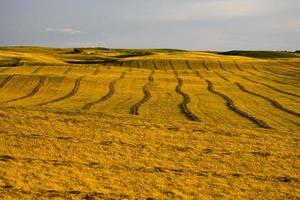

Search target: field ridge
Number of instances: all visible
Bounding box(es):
[205,79,271,128]
[215,72,229,81]
[131,70,154,115]
[234,61,243,71]
[31,67,43,74]
[246,71,300,88]
[229,71,300,98]
[218,61,227,71]
[169,61,200,121]
[0,75,14,89]
[63,67,72,75]
[1,76,47,103]
[83,71,126,110]
[235,82,300,117]
[186,60,192,70]
[37,76,84,106]
[202,60,210,71]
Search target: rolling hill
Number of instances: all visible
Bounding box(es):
[0,47,299,199]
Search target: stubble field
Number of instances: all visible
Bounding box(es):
[0,47,299,199]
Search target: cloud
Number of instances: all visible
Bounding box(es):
[45,27,82,34]
[141,0,265,22]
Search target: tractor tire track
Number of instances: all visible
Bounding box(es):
[176,77,200,121]
[279,62,300,70]
[0,76,14,89]
[186,60,192,70]
[37,76,85,106]
[262,66,300,81]
[246,71,300,88]
[218,61,227,71]
[63,66,72,75]
[270,62,300,74]
[230,71,300,98]
[215,72,229,81]
[1,76,47,103]
[83,72,126,110]
[234,61,243,71]
[195,70,203,79]
[169,60,175,71]
[250,64,259,72]
[205,79,271,129]
[169,61,200,121]
[131,70,154,115]
[202,60,210,71]
[31,67,43,74]
[235,82,300,117]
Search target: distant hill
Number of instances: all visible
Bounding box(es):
[218,50,298,58]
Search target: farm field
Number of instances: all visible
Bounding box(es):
[0,47,299,199]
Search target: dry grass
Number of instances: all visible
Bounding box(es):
[0,47,299,199]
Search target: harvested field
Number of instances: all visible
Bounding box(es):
[0,47,299,199]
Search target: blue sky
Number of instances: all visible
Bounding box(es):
[0,0,299,50]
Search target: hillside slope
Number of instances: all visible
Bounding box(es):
[0,47,299,199]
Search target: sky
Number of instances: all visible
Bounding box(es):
[0,0,299,50]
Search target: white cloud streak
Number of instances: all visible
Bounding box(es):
[45,27,82,34]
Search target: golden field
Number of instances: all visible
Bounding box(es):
[0,47,299,199]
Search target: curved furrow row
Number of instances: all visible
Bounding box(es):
[250,64,259,72]
[230,71,300,98]
[215,72,229,81]
[235,83,300,117]
[1,76,47,103]
[268,62,300,75]
[185,60,192,70]
[169,64,200,121]
[218,61,227,71]
[169,60,177,74]
[247,71,300,88]
[169,60,175,70]
[205,79,271,129]
[234,61,243,71]
[175,77,201,121]
[97,80,116,101]
[0,76,14,89]
[202,60,210,71]
[83,72,126,110]
[131,70,154,115]
[262,66,300,81]
[37,76,85,106]
[63,67,72,75]
[195,70,203,79]
[32,67,43,74]
[279,62,300,70]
